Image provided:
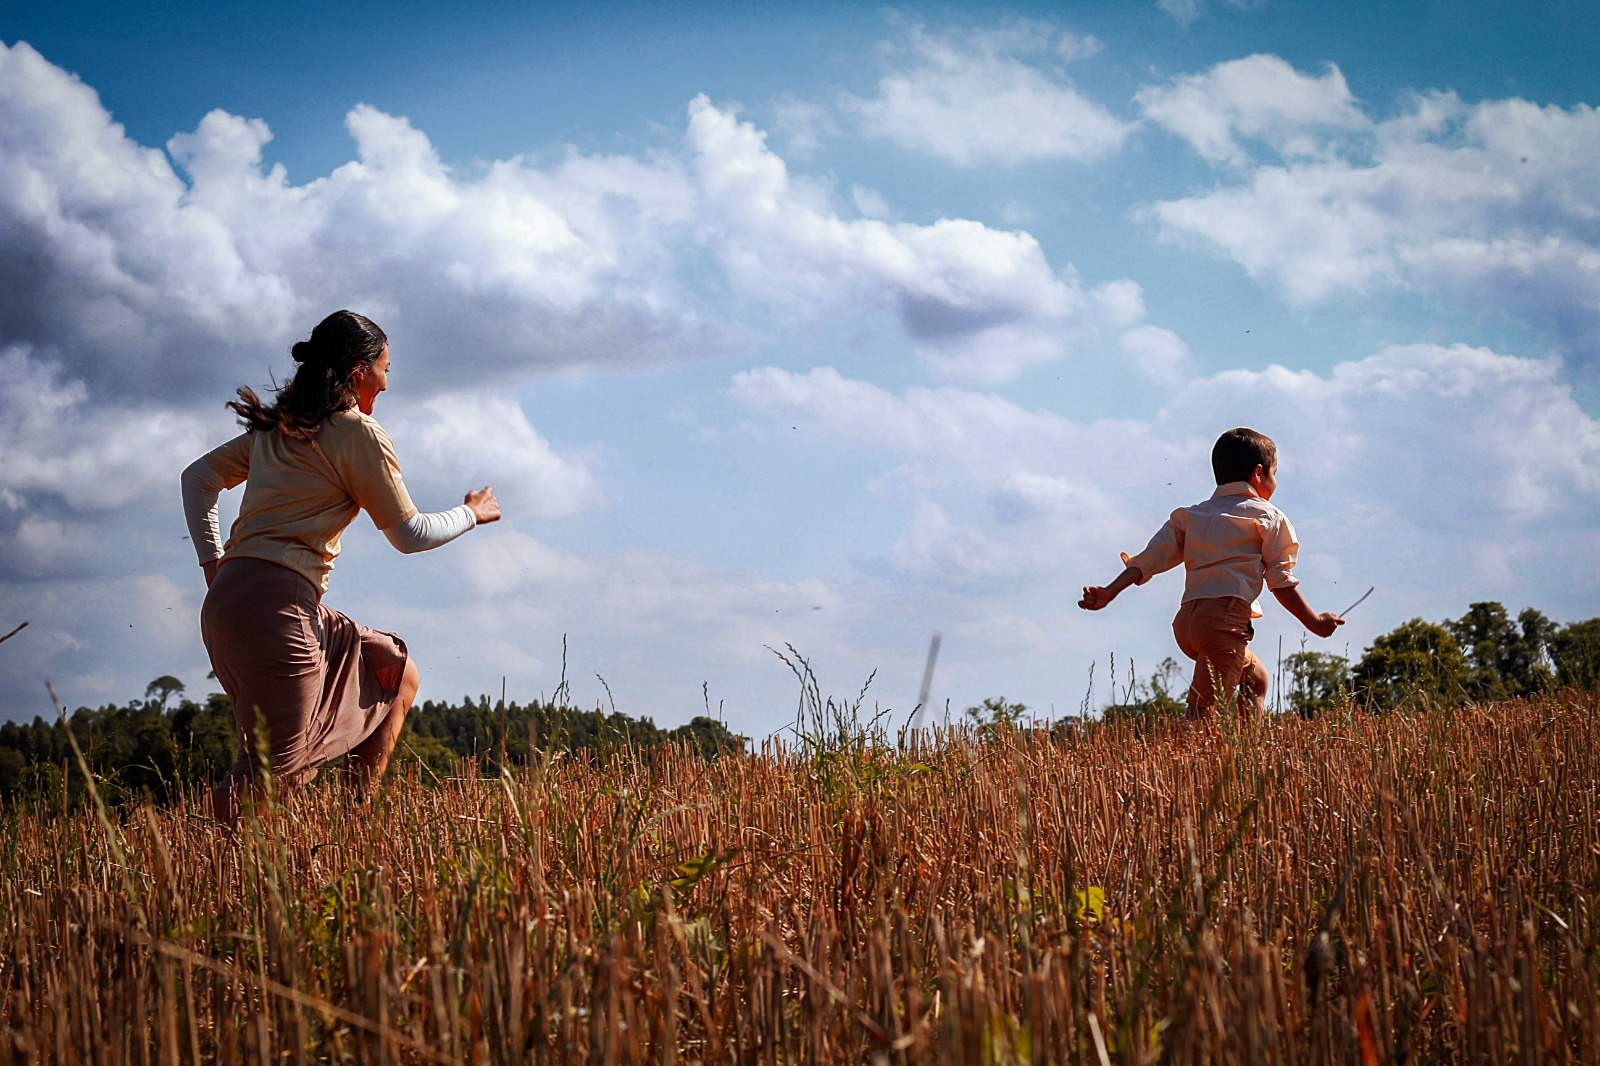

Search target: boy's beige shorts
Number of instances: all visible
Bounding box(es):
[1171,595,1262,717]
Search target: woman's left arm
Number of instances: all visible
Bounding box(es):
[381,486,501,553]
[382,506,476,553]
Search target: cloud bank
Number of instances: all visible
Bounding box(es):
[733,342,1600,591]
[0,40,1136,405]
[1142,57,1600,364]
[687,95,1143,381]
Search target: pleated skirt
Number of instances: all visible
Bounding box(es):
[201,557,408,787]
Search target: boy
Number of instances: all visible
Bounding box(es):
[1079,428,1343,718]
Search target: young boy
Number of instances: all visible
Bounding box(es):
[1079,428,1343,718]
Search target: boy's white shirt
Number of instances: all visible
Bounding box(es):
[1121,481,1300,619]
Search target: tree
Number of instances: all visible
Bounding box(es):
[1284,651,1350,718]
[1446,602,1555,700]
[1512,608,1560,688]
[1352,619,1467,710]
[144,675,185,710]
[1102,658,1187,722]
[0,679,749,811]
[963,697,1031,740]
[965,697,1028,729]
[0,746,24,794]
[669,716,746,758]
[169,693,241,782]
[1550,618,1600,691]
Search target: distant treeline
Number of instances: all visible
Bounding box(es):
[1095,601,1600,721]
[3,600,1596,809]
[0,688,743,811]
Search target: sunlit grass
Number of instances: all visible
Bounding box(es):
[2,687,1597,1062]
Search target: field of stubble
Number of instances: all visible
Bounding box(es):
[3,692,1598,1064]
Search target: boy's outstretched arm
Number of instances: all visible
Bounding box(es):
[1271,586,1345,637]
[1080,565,1142,611]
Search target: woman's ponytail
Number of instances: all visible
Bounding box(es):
[228,311,388,440]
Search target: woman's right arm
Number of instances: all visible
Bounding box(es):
[181,435,251,581]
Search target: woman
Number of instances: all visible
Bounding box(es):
[182,310,500,820]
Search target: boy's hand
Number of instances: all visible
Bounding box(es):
[1271,587,1347,638]
[1307,612,1344,638]
[1079,586,1114,610]
[1080,566,1141,611]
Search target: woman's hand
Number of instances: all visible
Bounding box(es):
[465,486,501,524]
[203,560,222,587]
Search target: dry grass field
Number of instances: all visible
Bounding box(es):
[2,689,1598,1063]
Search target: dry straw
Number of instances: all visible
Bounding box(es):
[2,686,1597,1063]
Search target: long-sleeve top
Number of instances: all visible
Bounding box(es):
[181,409,473,592]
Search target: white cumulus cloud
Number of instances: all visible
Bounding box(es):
[1165,342,1600,522]
[0,40,720,403]
[691,98,1143,381]
[1136,54,1367,165]
[0,347,213,517]
[1145,71,1600,367]
[382,393,603,519]
[731,344,1600,597]
[848,22,1130,167]
[0,41,1139,399]
[1119,324,1191,384]
[1158,0,1269,31]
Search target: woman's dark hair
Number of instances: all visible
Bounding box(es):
[1211,427,1277,485]
[228,311,387,440]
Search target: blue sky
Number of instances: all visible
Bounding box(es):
[2,0,1597,734]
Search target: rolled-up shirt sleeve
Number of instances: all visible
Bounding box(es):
[1260,512,1300,590]
[1122,510,1187,584]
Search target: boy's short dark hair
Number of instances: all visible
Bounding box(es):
[1212,427,1277,484]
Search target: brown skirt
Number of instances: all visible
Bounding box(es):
[201,557,408,788]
